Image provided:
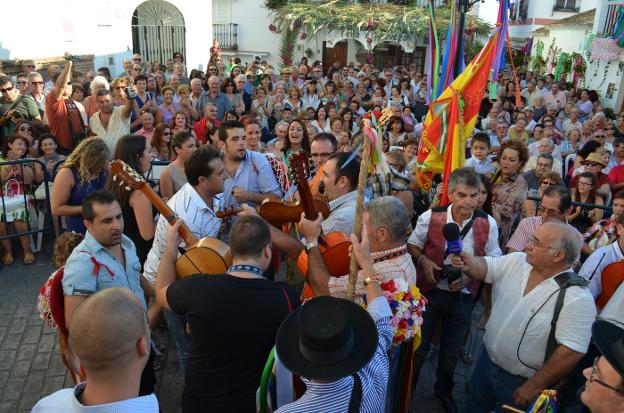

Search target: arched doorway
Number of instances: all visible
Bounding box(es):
[131,0,186,65]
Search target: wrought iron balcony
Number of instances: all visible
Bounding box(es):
[213,23,238,51]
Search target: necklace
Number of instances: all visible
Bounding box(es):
[228,264,264,277]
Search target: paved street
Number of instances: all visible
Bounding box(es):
[0,249,484,412]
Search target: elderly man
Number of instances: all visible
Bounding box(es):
[0,75,41,138]
[522,153,559,195]
[27,71,47,116]
[89,89,133,154]
[576,320,624,413]
[198,75,232,121]
[193,103,220,145]
[189,78,203,111]
[524,139,563,175]
[562,106,583,134]
[408,167,501,413]
[298,196,415,412]
[544,83,567,111]
[520,80,539,107]
[508,185,582,253]
[451,221,596,411]
[32,288,158,412]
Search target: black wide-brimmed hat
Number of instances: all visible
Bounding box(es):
[275,295,378,381]
[592,320,624,380]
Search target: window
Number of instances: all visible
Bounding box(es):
[554,0,579,12]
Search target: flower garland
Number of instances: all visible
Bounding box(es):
[378,278,427,346]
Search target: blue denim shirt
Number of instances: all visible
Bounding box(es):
[198,91,232,121]
[222,150,283,210]
[62,231,146,309]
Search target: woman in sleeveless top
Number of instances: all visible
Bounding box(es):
[159,131,198,200]
[51,137,110,234]
[107,134,156,265]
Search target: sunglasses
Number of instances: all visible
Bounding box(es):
[31,81,44,85]
[583,162,602,167]
[163,132,172,136]
[540,181,557,186]
[0,86,14,93]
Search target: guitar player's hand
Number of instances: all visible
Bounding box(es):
[297,212,322,243]
[237,203,258,217]
[166,220,183,250]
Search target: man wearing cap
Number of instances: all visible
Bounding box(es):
[578,320,624,413]
[280,67,293,90]
[569,152,611,200]
[274,227,393,412]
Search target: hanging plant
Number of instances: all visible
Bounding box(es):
[279,26,300,68]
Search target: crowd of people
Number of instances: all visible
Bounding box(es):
[0,49,623,413]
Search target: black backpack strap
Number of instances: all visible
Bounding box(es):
[348,373,363,413]
[545,271,588,361]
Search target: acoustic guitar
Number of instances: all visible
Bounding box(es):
[596,259,624,310]
[285,153,352,299]
[110,160,232,278]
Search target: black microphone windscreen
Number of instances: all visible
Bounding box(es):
[442,222,461,241]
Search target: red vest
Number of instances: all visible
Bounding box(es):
[419,206,489,299]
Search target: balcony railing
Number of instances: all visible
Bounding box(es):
[213,23,238,51]
[553,0,579,12]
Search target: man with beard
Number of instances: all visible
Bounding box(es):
[89,88,133,153]
[62,190,155,395]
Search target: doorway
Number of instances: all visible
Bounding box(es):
[131,0,186,65]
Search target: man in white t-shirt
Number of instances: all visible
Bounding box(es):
[89,88,133,154]
[452,221,596,411]
[32,288,159,412]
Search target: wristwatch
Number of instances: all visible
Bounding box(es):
[304,240,318,253]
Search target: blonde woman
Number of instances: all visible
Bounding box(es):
[51,137,110,234]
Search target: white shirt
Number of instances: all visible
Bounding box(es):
[322,191,357,235]
[89,106,131,154]
[599,282,624,328]
[408,204,502,292]
[32,383,159,412]
[142,183,221,284]
[579,241,624,300]
[483,252,596,378]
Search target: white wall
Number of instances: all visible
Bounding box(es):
[0,0,212,74]
[585,59,624,111]
[532,26,592,55]
[229,0,281,67]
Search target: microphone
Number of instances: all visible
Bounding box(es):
[442,222,463,255]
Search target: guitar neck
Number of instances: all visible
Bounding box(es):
[139,184,199,247]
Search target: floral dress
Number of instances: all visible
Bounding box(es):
[492,173,528,247]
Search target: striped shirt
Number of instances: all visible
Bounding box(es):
[329,245,416,303]
[506,216,583,258]
[322,191,357,235]
[275,296,393,413]
[143,183,221,284]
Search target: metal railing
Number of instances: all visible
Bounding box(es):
[213,23,238,50]
[0,158,54,245]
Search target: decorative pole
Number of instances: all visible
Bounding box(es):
[346,134,371,301]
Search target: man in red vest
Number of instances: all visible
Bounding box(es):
[407,167,501,413]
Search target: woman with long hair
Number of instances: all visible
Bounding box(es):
[159,131,198,200]
[107,135,156,264]
[51,137,110,234]
[15,120,40,158]
[567,171,604,233]
[491,139,529,246]
[0,135,36,264]
[321,80,338,106]
[384,116,407,146]
[284,86,303,117]
[151,123,173,161]
[34,134,66,183]
[170,110,195,138]
[311,105,332,134]
[281,119,310,169]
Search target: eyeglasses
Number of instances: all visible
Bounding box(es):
[589,357,624,394]
[163,132,172,136]
[17,81,27,85]
[31,81,44,85]
[540,181,557,186]
[26,65,35,68]
[114,86,125,89]
[528,236,560,251]
[537,204,561,217]
[579,181,594,186]
[0,86,14,93]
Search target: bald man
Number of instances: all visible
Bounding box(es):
[198,75,232,121]
[451,221,596,411]
[33,288,159,412]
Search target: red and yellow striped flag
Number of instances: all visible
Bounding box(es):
[415,28,500,205]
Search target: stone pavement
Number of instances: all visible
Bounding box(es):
[0,250,485,413]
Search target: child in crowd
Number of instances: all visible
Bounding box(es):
[464,132,495,177]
